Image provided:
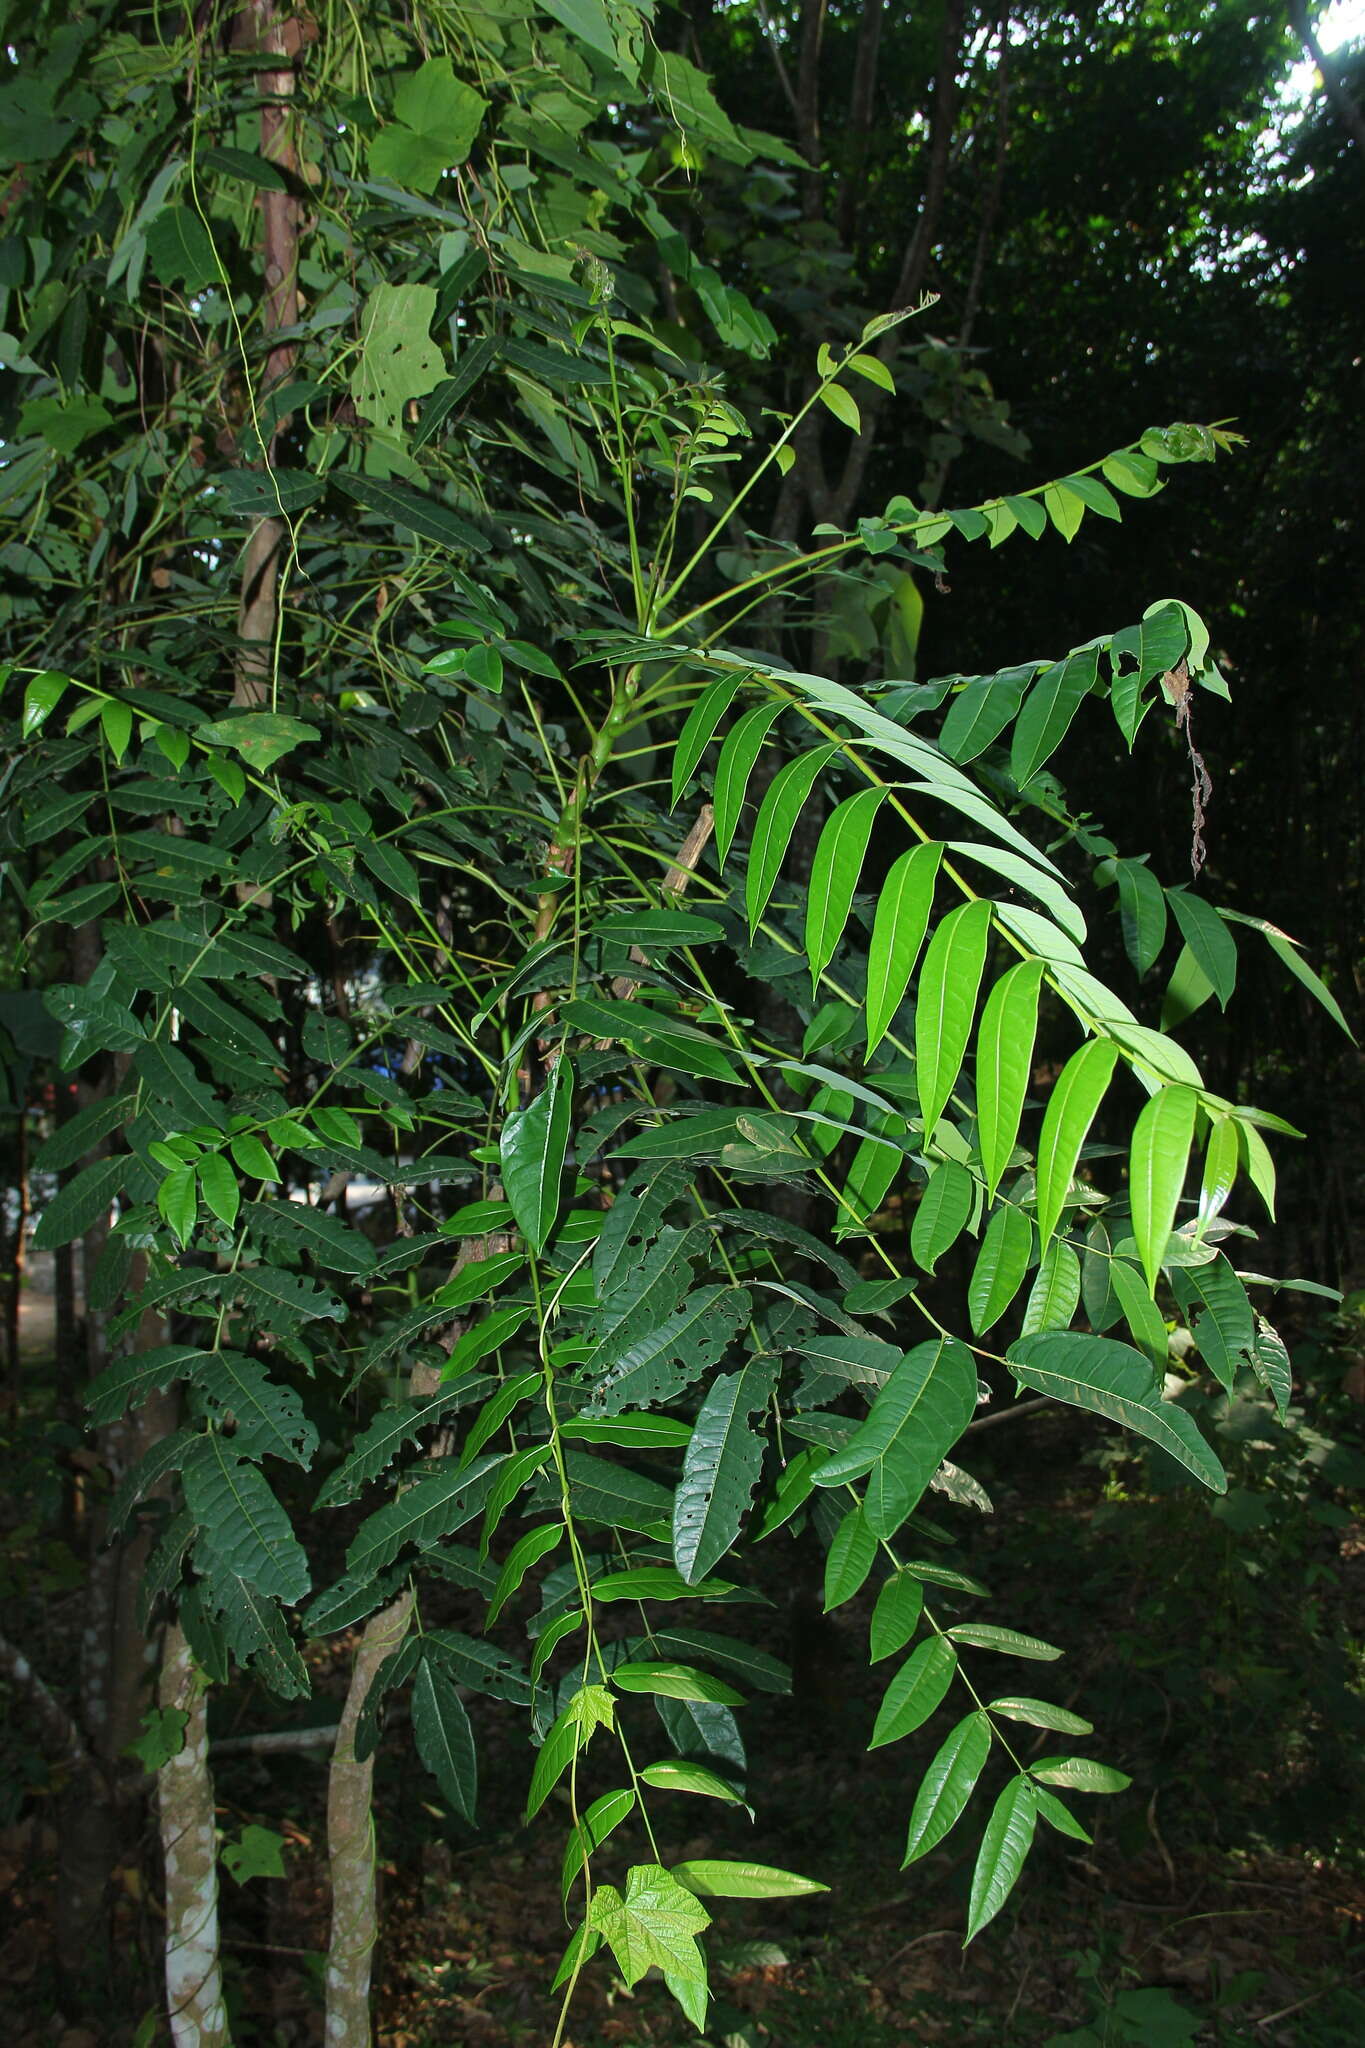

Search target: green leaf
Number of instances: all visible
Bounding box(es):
[501,1055,573,1253]
[1221,913,1354,1040]
[22,670,70,738]
[200,713,319,770]
[183,1437,311,1602]
[1008,1332,1225,1491]
[813,1337,978,1538]
[126,1706,188,1773]
[639,1760,745,1802]
[588,1282,751,1416]
[671,1860,827,1898]
[1109,1258,1170,1374]
[1010,648,1097,787]
[915,899,993,1138]
[712,702,784,865]
[541,0,620,64]
[902,1711,992,1865]
[1102,448,1161,497]
[910,1160,975,1274]
[967,1206,1035,1335]
[746,746,839,933]
[672,672,745,807]
[351,281,445,437]
[194,1352,318,1466]
[989,1697,1094,1736]
[1030,1756,1131,1794]
[823,1502,876,1610]
[673,1357,776,1583]
[1033,1787,1092,1842]
[976,960,1044,1196]
[1171,1254,1255,1393]
[145,205,219,290]
[222,1825,288,1885]
[869,1634,957,1748]
[947,1623,1062,1660]
[805,786,887,990]
[613,1663,744,1705]
[865,841,942,1053]
[965,1776,1037,1941]
[1034,1039,1120,1248]
[1020,1238,1081,1337]
[357,836,423,904]
[938,667,1031,764]
[345,1455,506,1578]
[32,1154,128,1250]
[487,1524,562,1625]
[1129,1084,1198,1293]
[1167,892,1237,1007]
[157,1164,197,1247]
[869,1571,925,1663]
[819,382,861,432]
[647,1628,790,1695]
[592,1566,742,1604]
[333,473,489,555]
[197,1152,239,1228]
[1196,1116,1240,1237]
[246,1199,377,1276]
[1111,858,1168,978]
[562,1788,637,1906]
[586,1863,710,1994]
[411,1656,477,1821]
[1042,483,1086,543]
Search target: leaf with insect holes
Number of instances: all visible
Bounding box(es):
[673,1357,777,1584]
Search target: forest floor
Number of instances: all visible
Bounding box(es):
[3,1301,1365,2047]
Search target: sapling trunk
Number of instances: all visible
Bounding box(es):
[158,1621,230,2048]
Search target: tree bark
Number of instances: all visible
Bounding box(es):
[158,1623,231,2048]
[323,1591,415,2046]
[231,1,305,707]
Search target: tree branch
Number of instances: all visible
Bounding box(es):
[0,1629,91,1775]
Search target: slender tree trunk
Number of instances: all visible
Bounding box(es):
[231,0,304,708]
[158,1623,231,2048]
[324,1592,415,2044]
[7,1103,28,1413]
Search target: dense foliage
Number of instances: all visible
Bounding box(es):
[0,2,1356,2042]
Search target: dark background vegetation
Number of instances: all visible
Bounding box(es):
[1,3,1362,2043]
